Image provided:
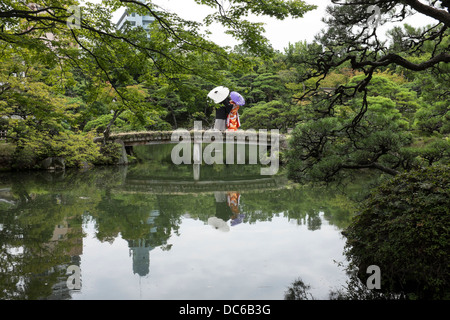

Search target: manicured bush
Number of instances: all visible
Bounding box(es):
[343,165,450,299]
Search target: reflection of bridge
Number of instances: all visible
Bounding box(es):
[113,175,287,195]
[94,130,287,147]
[95,130,288,167]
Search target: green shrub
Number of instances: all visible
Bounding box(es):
[95,141,123,165]
[343,165,450,299]
[11,144,38,169]
[10,131,104,169]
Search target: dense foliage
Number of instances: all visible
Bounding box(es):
[287,68,450,182]
[1,1,448,175]
[1,0,449,301]
[343,166,450,299]
[0,0,315,169]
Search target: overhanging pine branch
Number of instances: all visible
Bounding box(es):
[403,0,450,26]
[351,52,450,71]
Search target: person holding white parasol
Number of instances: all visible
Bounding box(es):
[207,86,233,131]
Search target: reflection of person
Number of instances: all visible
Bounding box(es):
[231,214,245,227]
[214,99,233,131]
[214,191,233,221]
[227,192,245,226]
[227,192,240,215]
[226,101,240,131]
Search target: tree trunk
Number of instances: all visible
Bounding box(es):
[103,110,122,144]
[168,106,177,129]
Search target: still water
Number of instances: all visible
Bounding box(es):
[0,144,365,300]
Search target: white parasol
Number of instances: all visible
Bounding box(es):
[207,86,230,104]
[207,217,230,232]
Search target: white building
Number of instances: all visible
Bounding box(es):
[116,6,155,32]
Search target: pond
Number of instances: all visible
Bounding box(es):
[0,144,371,300]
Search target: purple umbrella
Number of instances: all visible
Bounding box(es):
[230,91,245,106]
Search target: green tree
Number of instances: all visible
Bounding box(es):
[287,74,422,182]
[285,1,449,181]
[0,48,103,168]
[1,0,317,139]
[241,100,300,131]
[342,165,450,299]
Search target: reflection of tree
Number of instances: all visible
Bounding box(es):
[240,186,359,230]
[156,194,216,222]
[0,191,83,300]
[327,268,398,300]
[106,181,363,232]
[0,154,368,298]
[284,273,397,300]
[0,169,104,300]
[90,192,182,277]
[306,213,321,231]
[284,278,314,300]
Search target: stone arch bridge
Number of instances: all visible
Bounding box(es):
[94,130,288,147]
[94,130,289,165]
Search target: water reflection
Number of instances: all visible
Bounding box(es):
[209,191,245,231]
[0,145,369,300]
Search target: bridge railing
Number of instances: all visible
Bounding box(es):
[94,130,285,146]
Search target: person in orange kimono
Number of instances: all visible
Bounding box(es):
[226,101,240,131]
[227,192,245,226]
[227,191,240,215]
